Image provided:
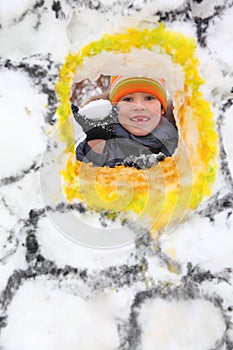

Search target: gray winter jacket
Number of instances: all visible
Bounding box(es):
[76,118,178,168]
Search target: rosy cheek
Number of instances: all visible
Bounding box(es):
[150,102,161,113]
[154,107,161,113]
[118,103,131,116]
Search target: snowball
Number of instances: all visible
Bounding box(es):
[79,99,112,120]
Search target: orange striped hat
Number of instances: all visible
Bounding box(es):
[109,76,167,111]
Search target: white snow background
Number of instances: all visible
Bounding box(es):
[0,1,233,349]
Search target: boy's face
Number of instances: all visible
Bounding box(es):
[117,92,163,136]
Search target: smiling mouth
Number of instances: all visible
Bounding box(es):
[130,115,150,122]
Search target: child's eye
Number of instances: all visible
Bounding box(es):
[145,95,155,101]
[121,96,133,102]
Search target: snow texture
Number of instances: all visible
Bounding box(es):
[0,0,233,349]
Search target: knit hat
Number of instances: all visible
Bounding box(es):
[109,76,167,111]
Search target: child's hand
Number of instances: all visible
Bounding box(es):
[87,139,106,154]
[86,127,114,141]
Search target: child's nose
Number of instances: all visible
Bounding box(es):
[132,100,145,110]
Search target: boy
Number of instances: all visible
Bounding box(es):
[76,76,178,168]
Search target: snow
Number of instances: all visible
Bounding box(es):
[159,213,233,273]
[67,9,112,53]
[0,171,43,220]
[0,2,69,60]
[73,49,185,97]
[222,105,233,178]
[190,0,226,18]
[0,0,233,349]
[36,216,135,268]
[0,0,33,26]
[78,99,112,120]
[139,298,226,350]
[0,70,46,178]
[208,6,233,70]
[0,279,120,350]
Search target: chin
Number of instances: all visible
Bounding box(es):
[130,129,150,136]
